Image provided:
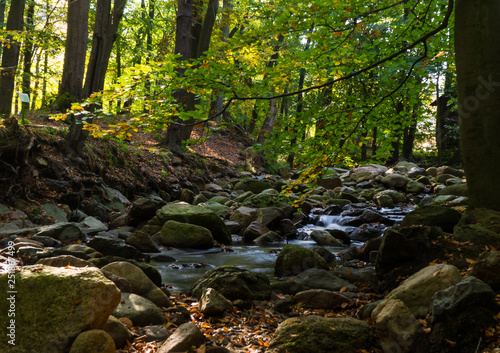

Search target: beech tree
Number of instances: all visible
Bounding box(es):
[455,0,500,211]
[57,0,90,107]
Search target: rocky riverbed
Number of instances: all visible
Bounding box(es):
[1,161,500,353]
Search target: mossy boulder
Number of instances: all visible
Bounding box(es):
[101,261,172,308]
[159,220,214,249]
[453,224,500,246]
[0,266,120,353]
[456,208,500,234]
[69,330,116,353]
[242,193,292,208]
[267,316,374,353]
[156,203,231,244]
[190,266,272,300]
[437,183,468,197]
[275,245,329,277]
[124,231,160,253]
[234,179,274,194]
[401,206,461,233]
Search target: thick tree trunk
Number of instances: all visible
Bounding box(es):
[83,0,127,97]
[456,0,500,211]
[164,0,193,151]
[58,0,90,107]
[0,0,26,118]
[257,99,277,146]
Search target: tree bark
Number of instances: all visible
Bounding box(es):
[83,0,127,98]
[456,0,500,211]
[21,0,34,99]
[164,0,193,151]
[0,0,26,118]
[58,0,90,107]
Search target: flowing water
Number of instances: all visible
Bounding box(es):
[152,206,413,293]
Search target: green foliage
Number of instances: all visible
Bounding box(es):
[36,0,455,176]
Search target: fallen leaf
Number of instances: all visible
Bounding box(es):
[445,338,456,347]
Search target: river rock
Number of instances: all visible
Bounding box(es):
[36,254,94,267]
[294,289,350,310]
[452,223,500,246]
[157,322,205,353]
[374,189,406,205]
[234,179,273,194]
[180,188,195,203]
[199,287,234,316]
[87,236,146,260]
[267,316,374,353]
[274,244,329,277]
[455,207,500,234]
[256,207,285,227]
[129,196,167,224]
[35,222,85,243]
[401,206,461,233]
[89,257,162,286]
[199,202,231,218]
[429,276,498,353]
[191,266,272,300]
[156,203,231,244]
[381,174,411,189]
[374,299,429,353]
[113,293,166,327]
[243,221,271,242]
[0,266,120,353]
[406,180,426,194]
[470,252,500,290]
[229,206,258,228]
[372,264,462,319]
[101,261,172,308]
[160,220,214,249]
[136,324,170,343]
[352,163,388,177]
[125,231,160,252]
[318,175,342,189]
[292,268,356,291]
[310,229,343,246]
[69,330,115,353]
[253,231,284,244]
[376,225,443,285]
[349,223,385,242]
[359,209,395,226]
[437,183,468,197]
[101,316,133,348]
[242,193,294,212]
[408,167,427,179]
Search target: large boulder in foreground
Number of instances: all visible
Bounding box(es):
[0,266,120,353]
[190,266,272,301]
[267,316,374,353]
[372,264,462,319]
[274,244,328,277]
[156,203,231,244]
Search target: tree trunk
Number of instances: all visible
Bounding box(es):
[257,99,277,145]
[456,0,500,211]
[164,0,193,151]
[58,0,90,107]
[402,112,417,160]
[83,0,127,97]
[0,0,26,118]
[180,0,218,141]
[21,0,34,103]
[0,0,7,59]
